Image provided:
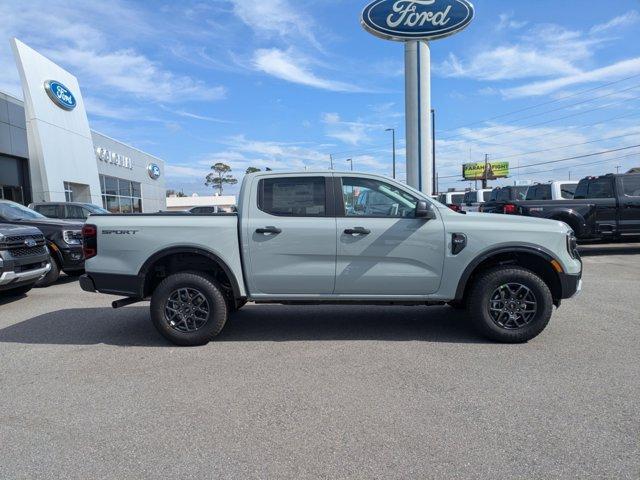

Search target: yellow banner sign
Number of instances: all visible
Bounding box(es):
[462,161,509,180]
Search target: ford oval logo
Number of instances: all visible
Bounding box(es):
[44,80,77,111]
[147,163,161,180]
[24,238,37,247]
[361,0,474,41]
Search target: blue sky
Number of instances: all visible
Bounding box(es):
[1,0,640,195]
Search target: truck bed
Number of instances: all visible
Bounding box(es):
[86,213,246,295]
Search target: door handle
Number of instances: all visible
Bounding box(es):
[344,227,370,235]
[255,226,282,234]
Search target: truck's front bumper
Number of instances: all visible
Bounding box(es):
[558,272,582,299]
[0,262,51,291]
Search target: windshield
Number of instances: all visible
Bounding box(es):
[0,201,47,220]
[84,204,110,214]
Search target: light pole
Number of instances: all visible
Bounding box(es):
[385,128,396,179]
[346,158,353,171]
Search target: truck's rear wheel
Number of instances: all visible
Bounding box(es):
[467,266,553,343]
[150,272,228,346]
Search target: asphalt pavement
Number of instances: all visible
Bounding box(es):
[1,245,639,479]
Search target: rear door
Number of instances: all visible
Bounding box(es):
[618,175,640,234]
[334,175,445,296]
[245,175,337,296]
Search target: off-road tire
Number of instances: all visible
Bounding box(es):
[150,272,228,346]
[467,266,553,343]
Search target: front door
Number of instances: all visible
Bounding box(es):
[246,175,337,296]
[334,176,445,296]
[618,175,640,234]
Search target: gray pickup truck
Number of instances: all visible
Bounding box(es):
[0,224,51,295]
[80,171,582,346]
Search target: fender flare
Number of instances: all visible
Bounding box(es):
[548,210,585,236]
[138,246,242,299]
[454,244,561,301]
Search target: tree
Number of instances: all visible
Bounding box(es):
[245,166,261,174]
[205,162,238,195]
[166,189,186,197]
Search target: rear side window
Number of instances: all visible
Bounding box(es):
[560,183,577,199]
[450,193,464,205]
[463,191,477,203]
[574,180,588,199]
[35,204,60,218]
[258,177,327,217]
[622,176,640,196]
[496,189,511,201]
[587,178,614,199]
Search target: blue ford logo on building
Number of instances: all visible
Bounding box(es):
[44,80,77,110]
[147,163,161,180]
[361,0,474,41]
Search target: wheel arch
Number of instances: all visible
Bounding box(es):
[455,245,563,304]
[138,246,242,300]
[548,210,584,236]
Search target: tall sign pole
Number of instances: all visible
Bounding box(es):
[404,40,431,193]
[361,0,474,194]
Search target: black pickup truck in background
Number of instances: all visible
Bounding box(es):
[478,185,529,214]
[511,173,640,239]
[0,200,85,286]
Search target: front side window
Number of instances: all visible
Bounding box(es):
[622,176,640,197]
[342,177,417,218]
[65,205,86,219]
[258,177,326,217]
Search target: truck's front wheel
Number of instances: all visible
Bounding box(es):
[150,272,228,346]
[467,266,553,343]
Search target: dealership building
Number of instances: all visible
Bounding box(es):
[0,39,165,213]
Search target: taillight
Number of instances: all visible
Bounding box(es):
[448,204,461,212]
[82,224,97,259]
[503,203,517,214]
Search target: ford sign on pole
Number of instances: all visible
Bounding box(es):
[44,80,77,111]
[361,0,474,41]
[361,0,474,195]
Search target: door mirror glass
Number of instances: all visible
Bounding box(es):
[415,201,436,219]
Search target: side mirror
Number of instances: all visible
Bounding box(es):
[415,200,436,219]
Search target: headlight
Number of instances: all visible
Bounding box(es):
[63,230,83,245]
[566,232,578,259]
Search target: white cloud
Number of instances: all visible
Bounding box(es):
[496,13,527,31]
[252,48,362,92]
[439,48,581,81]
[0,0,224,104]
[590,10,640,34]
[231,0,319,48]
[503,57,640,98]
[321,112,381,146]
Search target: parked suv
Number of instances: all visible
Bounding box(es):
[29,202,110,221]
[0,200,84,286]
[0,224,51,295]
